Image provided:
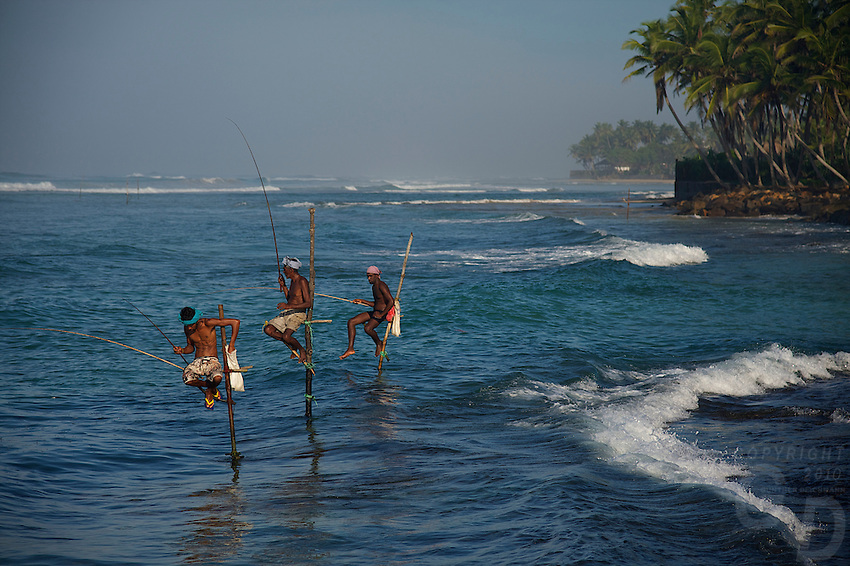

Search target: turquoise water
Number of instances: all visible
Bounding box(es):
[1,175,848,564]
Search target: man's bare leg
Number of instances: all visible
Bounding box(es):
[283,330,307,363]
[340,312,370,359]
[364,319,383,357]
[186,378,216,408]
[266,324,306,362]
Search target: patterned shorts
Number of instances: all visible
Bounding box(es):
[266,310,307,333]
[182,356,223,384]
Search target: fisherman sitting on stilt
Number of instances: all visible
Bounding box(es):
[175,307,240,410]
[263,256,312,363]
[340,265,395,360]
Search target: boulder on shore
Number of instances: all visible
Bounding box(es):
[677,187,850,224]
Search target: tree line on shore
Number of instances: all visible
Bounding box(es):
[569,119,718,178]
[622,0,849,191]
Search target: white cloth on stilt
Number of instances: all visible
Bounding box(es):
[225,348,244,391]
[390,300,401,337]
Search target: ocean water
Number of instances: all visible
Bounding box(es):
[0,174,848,565]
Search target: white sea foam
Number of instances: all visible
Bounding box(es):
[630,190,674,199]
[515,346,850,542]
[316,198,580,207]
[602,237,709,267]
[830,408,850,423]
[0,183,279,194]
[0,181,58,191]
[385,181,476,191]
[449,237,707,271]
[429,212,545,224]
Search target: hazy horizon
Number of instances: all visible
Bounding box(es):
[1,0,686,180]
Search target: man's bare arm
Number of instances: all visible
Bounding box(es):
[206,317,241,352]
[277,279,312,310]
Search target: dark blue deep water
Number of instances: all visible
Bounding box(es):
[1,175,848,565]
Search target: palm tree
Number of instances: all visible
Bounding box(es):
[623,14,731,188]
[625,0,849,191]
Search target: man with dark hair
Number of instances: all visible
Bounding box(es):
[263,256,312,362]
[175,307,240,409]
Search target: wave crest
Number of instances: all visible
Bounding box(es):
[605,238,709,267]
[515,346,849,542]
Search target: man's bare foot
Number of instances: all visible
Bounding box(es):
[375,345,384,357]
[339,349,355,360]
[290,352,299,360]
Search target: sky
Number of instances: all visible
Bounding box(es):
[0,0,686,180]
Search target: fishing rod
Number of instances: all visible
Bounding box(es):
[203,287,359,305]
[316,293,360,304]
[21,327,183,370]
[123,298,188,364]
[228,118,282,281]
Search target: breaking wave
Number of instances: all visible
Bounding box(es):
[442,236,708,271]
[510,345,850,543]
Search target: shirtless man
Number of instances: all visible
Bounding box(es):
[263,256,312,362]
[174,307,240,409]
[340,265,394,360]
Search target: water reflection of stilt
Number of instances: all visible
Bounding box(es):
[179,467,251,564]
[258,421,329,563]
[284,421,326,527]
[362,373,401,441]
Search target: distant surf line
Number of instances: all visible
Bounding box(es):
[285,198,583,208]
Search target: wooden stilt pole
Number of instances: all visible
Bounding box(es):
[218,304,241,461]
[305,209,316,419]
[377,233,413,373]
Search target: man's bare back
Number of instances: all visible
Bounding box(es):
[175,307,240,409]
[181,319,223,358]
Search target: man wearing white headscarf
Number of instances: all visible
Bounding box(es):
[263,256,312,362]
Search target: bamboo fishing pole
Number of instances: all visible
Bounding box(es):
[124,298,188,364]
[316,293,359,304]
[228,118,283,281]
[205,287,355,304]
[377,233,413,372]
[21,327,183,369]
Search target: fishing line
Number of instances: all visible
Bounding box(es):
[123,298,188,364]
[228,118,282,280]
[203,287,357,305]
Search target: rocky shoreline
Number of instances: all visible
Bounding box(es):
[675,187,850,224]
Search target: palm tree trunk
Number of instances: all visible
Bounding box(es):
[663,88,729,190]
[794,132,850,186]
[709,109,747,185]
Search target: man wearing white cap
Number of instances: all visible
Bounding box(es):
[339,265,394,360]
[264,256,312,362]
